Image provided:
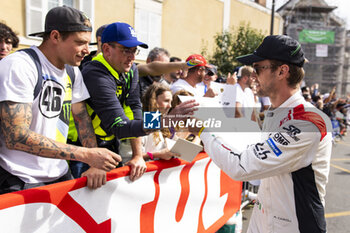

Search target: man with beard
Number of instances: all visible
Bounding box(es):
[170,54,216,97]
[191,35,332,233]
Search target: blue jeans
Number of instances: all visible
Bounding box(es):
[69,161,90,178]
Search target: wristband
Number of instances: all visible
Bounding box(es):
[147,152,154,160]
[198,127,205,137]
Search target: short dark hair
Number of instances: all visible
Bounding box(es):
[270,60,305,88]
[0,22,19,48]
[312,95,321,103]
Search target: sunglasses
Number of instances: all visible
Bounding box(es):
[200,67,215,76]
[252,65,276,75]
[206,71,215,76]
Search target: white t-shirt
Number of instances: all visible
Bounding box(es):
[159,78,170,87]
[142,133,167,155]
[234,83,256,119]
[0,46,90,183]
[170,79,199,96]
[244,88,256,120]
[234,83,246,117]
[234,83,245,106]
[195,81,222,97]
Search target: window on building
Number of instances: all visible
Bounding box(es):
[26,0,94,37]
[134,0,163,60]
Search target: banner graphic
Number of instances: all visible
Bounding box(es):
[0,153,241,233]
[299,29,335,44]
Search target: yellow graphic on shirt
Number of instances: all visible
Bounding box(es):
[56,74,73,143]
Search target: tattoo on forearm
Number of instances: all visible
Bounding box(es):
[0,101,79,160]
[73,103,97,148]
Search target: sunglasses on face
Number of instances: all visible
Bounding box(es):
[206,71,215,76]
[252,65,276,75]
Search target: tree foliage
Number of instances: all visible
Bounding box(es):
[202,23,265,76]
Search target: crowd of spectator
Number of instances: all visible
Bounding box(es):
[0,5,348,191]
[301,83,349,138]
[0,6,347,232]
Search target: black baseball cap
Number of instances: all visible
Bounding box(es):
[207,64,218,75]
[29,6,92,37]
[236,35,306,67]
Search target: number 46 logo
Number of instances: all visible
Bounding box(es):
[39,80,65,119]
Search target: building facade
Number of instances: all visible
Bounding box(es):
[0,0,282,62]
[278,0,349,96]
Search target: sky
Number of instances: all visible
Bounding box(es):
[266,0,350,29]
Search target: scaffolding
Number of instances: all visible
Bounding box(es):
[277,0,349,96]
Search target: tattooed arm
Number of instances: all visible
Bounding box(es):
[72,101,109,189]
[71,101,97,148]
[0,101,121,171]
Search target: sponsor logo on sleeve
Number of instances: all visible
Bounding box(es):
[253,142,271,160]
[266,138,282,156]
[279,110,292,126]
[272,132,290,146]
[282,125,301,141]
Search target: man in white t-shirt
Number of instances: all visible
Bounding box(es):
[170,54,215,97]
[234,66,257,121]
[0,6,121,194]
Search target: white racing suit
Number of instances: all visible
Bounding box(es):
[201,93,332,233]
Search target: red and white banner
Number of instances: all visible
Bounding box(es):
[0,153,241,233]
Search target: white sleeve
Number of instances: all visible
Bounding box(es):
[170,83,182,95]
[0,53,37,103]
[235,85,244,104]
[71,67,90,104]
[200,120,321,181]
[195,83,205,96]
